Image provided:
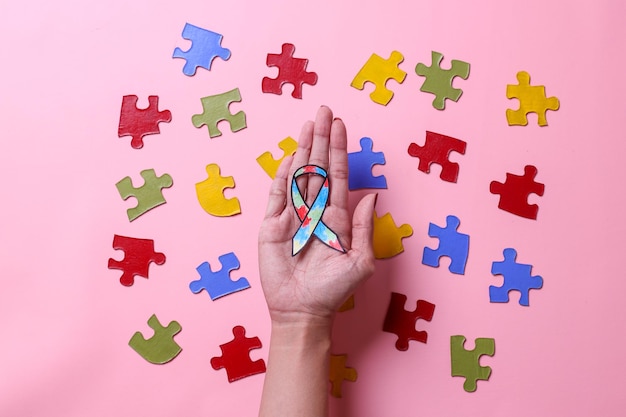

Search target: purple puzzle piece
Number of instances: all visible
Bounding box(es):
[189,252,250,300]
[172,23,231,76]
[348,137,387,190]
[422,215,469,274]
[490,248,543,306]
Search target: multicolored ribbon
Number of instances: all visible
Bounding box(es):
[291,165,346,256]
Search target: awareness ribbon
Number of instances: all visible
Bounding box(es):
[291,165,346,256]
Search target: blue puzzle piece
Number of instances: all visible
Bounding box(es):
[189,252,250,300]
[172,23,231,76]
[347,137,387,190]
[490,248,543,306]
[422,215,469,274]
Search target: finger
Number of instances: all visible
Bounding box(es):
[308,106,333,203]
[264,155,294,219]
[291,120,314,198]
[350,193,377,264]
[328,117,349,211]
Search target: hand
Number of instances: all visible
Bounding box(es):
[258,106,377,326]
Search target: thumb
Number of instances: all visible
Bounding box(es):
[350,193,377,260]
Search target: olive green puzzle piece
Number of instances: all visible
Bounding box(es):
[415,51,470,110]
[129,314,182,364]
[450,335,495,392]
[116,168,173,222]
[192,87,247,138]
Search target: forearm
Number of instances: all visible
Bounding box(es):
[259,320,333,417]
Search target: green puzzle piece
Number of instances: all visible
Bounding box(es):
[450,335,495,392]
[129,314,182,364]
[415,51,470,110]
[192,87,247,138]
[116,168,173,222]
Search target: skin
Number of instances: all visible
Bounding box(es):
[258,106,377,417]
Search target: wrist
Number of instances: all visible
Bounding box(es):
[269,319,333,350]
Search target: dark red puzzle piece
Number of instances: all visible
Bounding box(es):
[107,234,166,286]
[383,292,435,351]
[210,326,266,382]
[261,43,318,99]
[489,165,545,220]
[118,95,172,149]
[407,131,466,182]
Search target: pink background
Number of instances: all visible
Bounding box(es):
[1,1,625,416]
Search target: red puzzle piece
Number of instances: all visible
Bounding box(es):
[407,131,466,182]
[210,326,266,382]
[490,165,545,220]
[383,292,435,351]
[118,95,172,149]
[108,235,166,286]
[261,43,318,99]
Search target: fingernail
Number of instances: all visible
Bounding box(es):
[374,192,379,206]
[334,117,342,122]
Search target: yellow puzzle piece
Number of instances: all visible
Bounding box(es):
[506,71,560,126]
[351,51,407,105]
[195,164,241,217]
[329,354,357,398]
[373,211,413,259]
[256,136,297,178]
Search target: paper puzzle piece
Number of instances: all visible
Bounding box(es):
[490,248,543,306]
[192,88,246,138]
[451,335,495,392]
[351,51,407,105]
[108,235,165,286]
[506,71,559,126]
[489,165,544,220]
[256,136,297,179]
[338,295,355,312]
[348,137,387,190]
[118,95,172,149]
[408,131,466,182]
[128,314,182,364]
[415,51,470,110]
[211,325,266,382]
[116,169,173,221]
[422,215,469,275]
[195,164,241,217]
[172,23,231,76]
[373,211,413,259]
[189,252,250,300]
[383,292,435,351]
[262,43,318,99]
[329,354,357,398]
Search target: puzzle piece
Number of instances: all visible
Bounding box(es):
[195,163,241,217]
[422,215,469,275]
[118,95,172,149]
[128,314,182,364]
[108,235,166,286]
[490,248,543,306]
[506,71,559,126]
[329,354,357,398]
[192,88,246,138]
[256,136,297,179]
[348,137,387,190]
[407,131,466,182]
[116,169,173,221]
[262,43,318,99]
[338,295,355,312]
[351,51,407,105]
[373,211,413,259]
[172,23,231,76]
[489,165,544,220]
[415,51,470,110]
[189,252,250,300]
[211,325,266,382]
[383,292,435,351]
[450,335,495,392]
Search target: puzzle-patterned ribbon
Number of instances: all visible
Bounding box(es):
[291,165,346,256]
